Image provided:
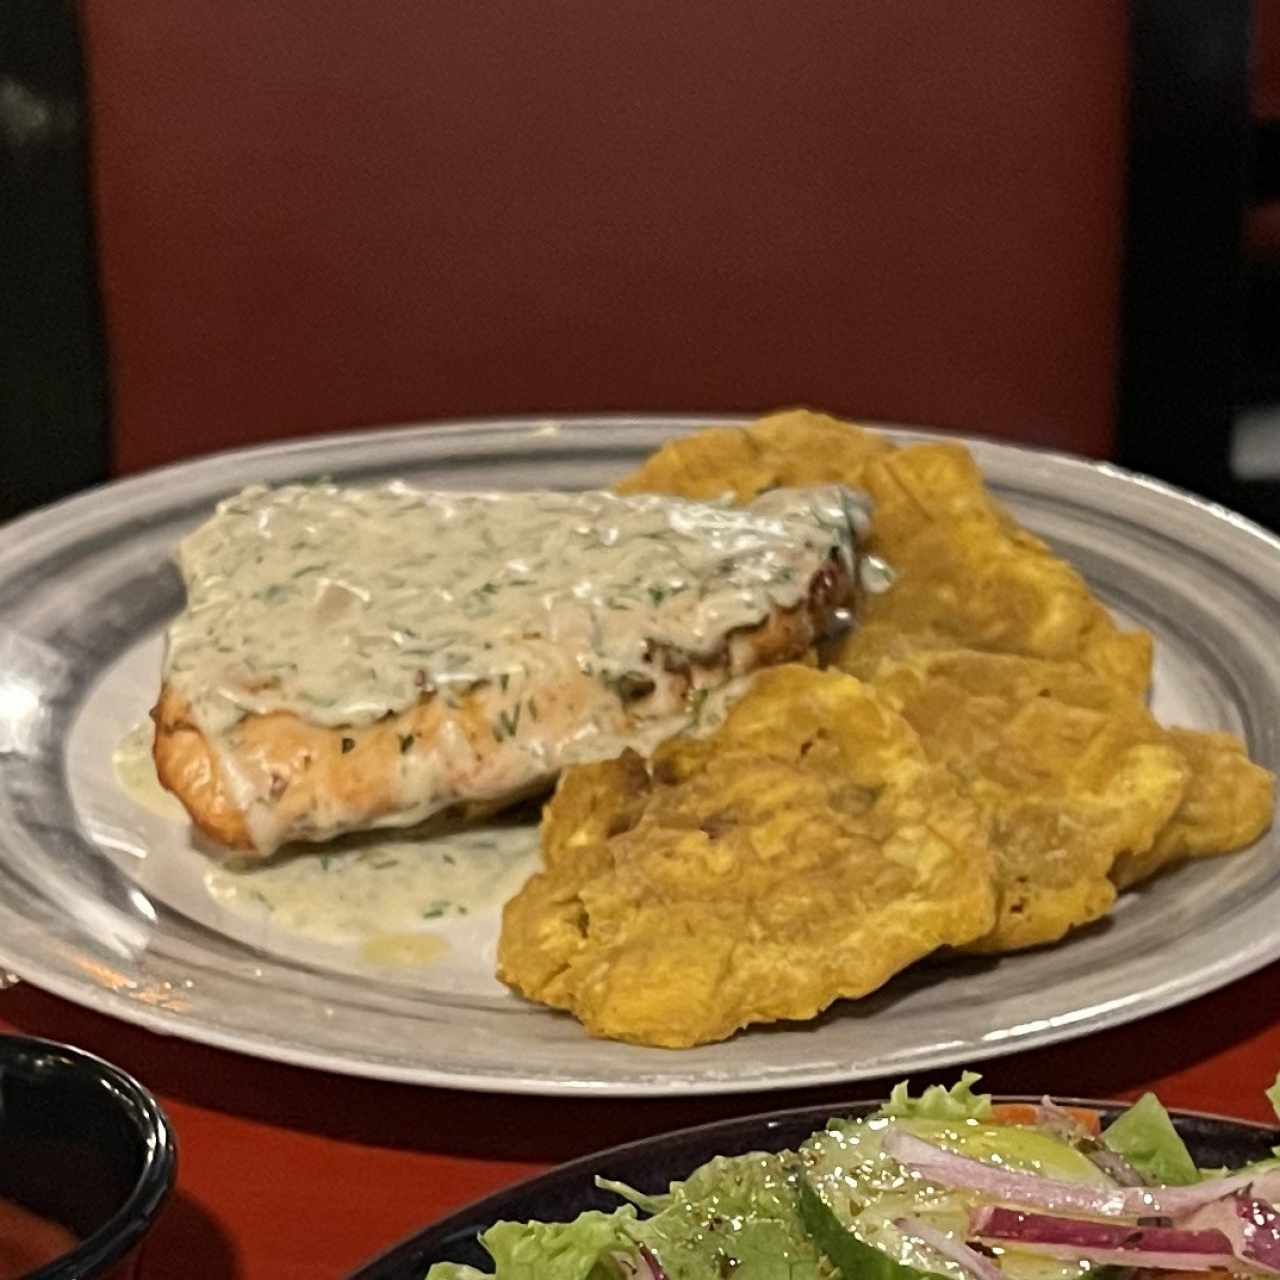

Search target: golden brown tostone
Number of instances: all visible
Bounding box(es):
[498,665,997,1048]
[497,409,1271,1045]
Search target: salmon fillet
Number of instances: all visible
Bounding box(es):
[153,484,865,855]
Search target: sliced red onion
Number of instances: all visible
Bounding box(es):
[1184,1168,1280,1213]
[980,1240,1241,1271]
[1257,1173,1280,1206]
[610,1247,668,1280]
[636,1243,669,1280]
[972,1206,1229,1252]
[1246,1198,1280,1272]
[969,1205,1245,1272]
[895,1217,1004,1280]
[884,1130,1277,1220]
[883,1131,1131,1216]
[1184,1194,1280,1275]
[1035,1097,1093,1144]
[1086,1149,1149,1188]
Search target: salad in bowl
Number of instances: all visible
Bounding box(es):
[427,1074,1280,1280]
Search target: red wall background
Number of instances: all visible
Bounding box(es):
[1255,0,1280,117]
[80,1,1130,473]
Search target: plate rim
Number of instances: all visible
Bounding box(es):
[1,412,1278,1096]
[6,411,1280,567]
[348,1092,1280,1278]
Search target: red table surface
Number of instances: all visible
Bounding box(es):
[2,964,1279,1279]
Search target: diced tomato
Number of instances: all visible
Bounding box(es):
[989,1102,1102,1137]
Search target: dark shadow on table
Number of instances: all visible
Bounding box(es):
[2,958,1276,1169]
[134,1191,243,1279]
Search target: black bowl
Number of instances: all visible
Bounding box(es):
[351,1095,1280,1279]
[0,1034,176,1278]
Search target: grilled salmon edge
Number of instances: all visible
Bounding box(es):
[152,568,852,855]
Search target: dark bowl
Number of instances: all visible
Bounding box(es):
[351,1094,1280,1279]
[0,1035,176,1279]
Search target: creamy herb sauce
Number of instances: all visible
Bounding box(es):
[113,719,538,957]
[203,818,540,944]
[163,484,867,851]
[112,720,189,821]
[168,484,865,730]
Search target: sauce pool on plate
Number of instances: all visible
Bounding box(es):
[112,720,188,821]
[203,818,540,946]
[114,718,542,960]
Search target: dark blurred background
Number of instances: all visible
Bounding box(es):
[2,0,1278,527]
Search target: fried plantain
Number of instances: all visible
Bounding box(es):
[615,409,894,503]
[841,444,1153,697]
[860,647,1191,950]
[517,412,1277,1039]
[1112,726,1274,889]
[498,666,996,1047]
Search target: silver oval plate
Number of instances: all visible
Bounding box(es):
[0,416,1276,1095]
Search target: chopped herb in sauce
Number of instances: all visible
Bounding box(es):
[689,687,711,723]
[164,483,866,851]
[494,704,522,741]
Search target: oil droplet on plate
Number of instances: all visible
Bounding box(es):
[112,721,188,821]
[361,933,449,969]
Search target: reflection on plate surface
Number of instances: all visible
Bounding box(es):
[0,416,1278,1094]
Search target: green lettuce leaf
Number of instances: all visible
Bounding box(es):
[429,1152,833,1279]
[595,1176,669,1216]
[876,1073,992,1124]
[645,1151,803,1222]
[1100,1093,1199,1186]
[425,1207,637,1280]
[625,1152,831,1279]
[634,1193,830,1279]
